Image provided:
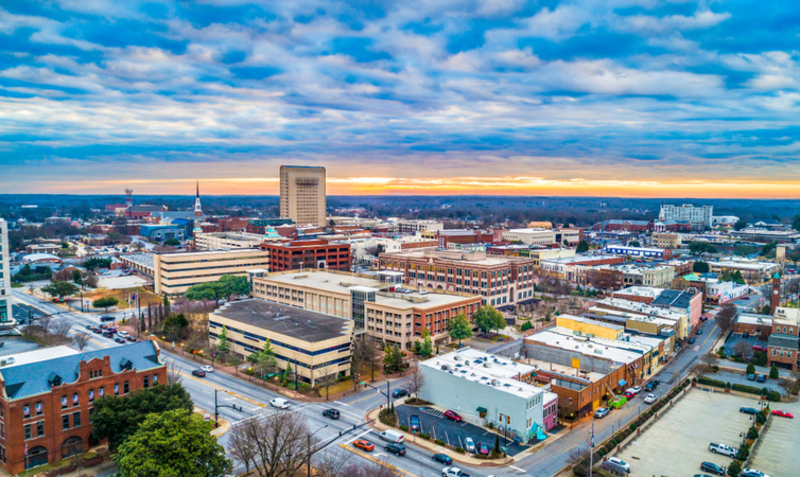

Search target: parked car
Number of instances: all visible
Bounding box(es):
[100,315,115,322]
[477,442,489,455]
[700,461,726,476]
[114,337,126,343]
[192,369,206,378]
[688,337,696,344]
[392,389,408,398]
[752,345,767,352]
[92,328,102,334]
[748,374,756,381]
[107,327,117,333]
[117,330,129,337]
[740,407,758,415]
[624,390,636,399]
[353,440,374,452]
[323,409,340,420]
[444,410,462,422]
[696,329,703,335]
[740,469,770,477]
[607,457,631,473]
[380,441,404,456]
[432,453,453,465]
[270,398,290,409]
[594,407,610,418]
[85,325,95,330]
[200,365,213,373]
[102,331,114,338]
[464,437,476,453]
[100,324,109,329]
[126,336,137,342]
[410,415,421,431]
[772,410,794,418]
[442,467,469,477]
[645,380,660,391]
[631,386,642,394]
[644,394,657,404]
[756,374,766,383]
[708,443,737,458]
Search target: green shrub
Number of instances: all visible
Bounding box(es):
[747,426,759,440]
[419,433,430,440]
[597,449,605,457]
[697,377,727,388]
[746,363,756,375]
[434,439,445,446]
[770,365,779,379]
[733,355,745,363]
[609,439,617,446]
[604,443,615,453]
[737,444,750,461]
[731,383,765,395]
[487,422,494,430]
[766,390,781,402]
[455,447,465,454]
[728,459,742,476]
[399,425,409,432]
[629,423,637,431]
[756,411,767,424]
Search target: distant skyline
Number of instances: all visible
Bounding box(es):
[2,1,799,197]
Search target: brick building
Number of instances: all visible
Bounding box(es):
[260,239,351,272]
[0,342,166,473]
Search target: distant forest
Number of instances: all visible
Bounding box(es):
[1,194,799,228]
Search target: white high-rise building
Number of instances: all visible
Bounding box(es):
[279,165,326,227]
[659,204,713,230]
[0,219,14,327]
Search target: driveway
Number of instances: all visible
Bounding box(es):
[395,405,526,457]
[713,370,785,395]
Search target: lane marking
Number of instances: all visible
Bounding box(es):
[338,444,416,477]
[346,391,379,406]
[333,401,349,406]
[510,464,527,473]
[175,372,266,408]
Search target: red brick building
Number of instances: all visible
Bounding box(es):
[0,342,166,474]
[261,239,351,272]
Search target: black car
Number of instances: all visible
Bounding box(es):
[85,324,95,330]
[384,443,406,456]
[696,329,703,335]
[192,369,206,377]
[700,461,725,476]
[323,409,340,420]
[756,374,766,383]
[115,337,126,343]
[688,337,696,344]
[432,454,452,465]
[100,315,115,322]
[102,331,114,338]
[127,336,137,342]
[392,389,408,398]
[740,407,758,415]
[92,328,103,334]
[645,380,660,392]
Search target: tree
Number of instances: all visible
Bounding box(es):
[185,282,220,303]
[73,332,90,351]
[448,314,473,347]
[413,328,433,357]
[163,313,189,341]
[72,269,83,285]
[241,411,311,477]
[629,240,641,248]
[474,306,506,334]
[521,320,533,331]
[228,421,258,474]
[384,344,404,374]
[762,241,778,256]
[734,340,754,362]
[787,248,800,269]
[42,280,79,300]
[692,261,710,274]
[217,274,251,300]
[576,240,589,253]
[314,449,356,477]
[83,257,113,270]
[92,296,119,311]
[163,238,180,246]
[694,352,719,378]
[689,242,719,256]
[734,220,748,231]
[778,369,800,395]
[92,383,193,450]
[734,245,758,257]
[404,363,426,398]
[115,409,231,477]
[216,325,231,356]
[746,363,756,375]
[715,304,738,334]
[770,365,779,379]
[248,341,278,379]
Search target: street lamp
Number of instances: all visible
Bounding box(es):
[307,424,329,477]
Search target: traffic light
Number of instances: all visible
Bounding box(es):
[359,382,366,386]
[267,373,276,378]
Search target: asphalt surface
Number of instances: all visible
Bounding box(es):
[8,288,725,477]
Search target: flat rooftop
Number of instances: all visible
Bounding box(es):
[212,299,351,343]
[121,253,154,268]
[522,357,606,383]
[0,346,79,368]
[594,298,687,322]
[541,254,621,265]
[559,314,624,331]
[615,286,665,299]
[526,330,643,364]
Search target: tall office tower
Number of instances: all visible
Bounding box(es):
[0,219,14,327]
[279,165,326,227]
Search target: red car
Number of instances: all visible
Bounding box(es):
[444,410,462,422]
[752,345,767,352]
[772,410,794,418]
[624,391,635,399]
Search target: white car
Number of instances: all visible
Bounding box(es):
[117,330,129,337]
[200,365,213,373]
[625,388,637,396]
[644,394,656,404]
[442,468,469,477]
[607,457,630,472]
[632,386,642,394]
[270,398,290,409]
[464,437,475,453]
[740,469,770,477]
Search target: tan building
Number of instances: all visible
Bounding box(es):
[556,314,624,340]
[653,233,681,249]
[502,228,557,246]
[209,299,352,386]
[154,249,270,296]
[280,165,326,227]
[194,232,265,250]
[251,270,481,350]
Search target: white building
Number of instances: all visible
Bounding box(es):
[712,216,739,226]
[395,220,443,234]
[0,219,14,327]
[502,228,557,246]
[659,204,713,230]
[418,348,553,440]
[194,232,266,250]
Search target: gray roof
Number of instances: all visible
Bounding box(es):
[213,299,352,343]
[768,333,799,350]
[652,290,693,309]
[0,341,162,401]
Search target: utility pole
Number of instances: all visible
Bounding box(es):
[294,357,299,391]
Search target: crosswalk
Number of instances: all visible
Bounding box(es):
[419,407,444,419]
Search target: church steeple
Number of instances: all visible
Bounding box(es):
[196,180,199,199]
[194,181,202,217]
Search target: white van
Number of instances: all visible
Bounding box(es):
[380,430,405,444]
[270,398,290,410]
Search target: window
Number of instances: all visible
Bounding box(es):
[143,376,149,389]
[35,402,42,416]
[62,415,70,430]
[24,425,31,440]
[36,421,44,437]
[88,389,95,403]
[153,374,158,384]
[123,381,129,394]
[99,387,105,398]
[1,423,4,438]
[114,384,119,395]
[73,393,79,406]
[61,396,68,409]
[23,405,30,419]
[73,412,81,428]
[773,349,777,356]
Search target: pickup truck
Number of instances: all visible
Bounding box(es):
[708,443,738,458]
[442,467,470,477]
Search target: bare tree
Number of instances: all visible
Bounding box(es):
[715,304,738,334]
[315,364,339,401]
[404,363,426,398]
[694,352,720,378]
[362,339,382,381]
[245,411,310,477]
[732,340,754,361]
[356,459,396,477]
[51,318,72,337]
[314,449,355,477]
[73,332,90,351]
[778,369,800,395]
[566,444,591,468]
[164,358,183,385]
[228,422,257,474]
[36,315,53,334]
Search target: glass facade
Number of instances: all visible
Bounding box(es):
[350,289,375,330]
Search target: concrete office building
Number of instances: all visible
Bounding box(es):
[0,219,13,327]
[251,270,481,350]
[659,204,713,230]
[418,348,556,438]
[0,342,166,473]
[208,300,352,385]
[153,249,270,296]
[194,232,265,250]
[379,249,537,308]
[502,229,557,246]
[280,166,326,227]
[396,220,443,234]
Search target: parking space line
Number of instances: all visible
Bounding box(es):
[338,444,416,477]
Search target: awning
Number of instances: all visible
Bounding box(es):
[476,406,487,413]
[618,379,627,387]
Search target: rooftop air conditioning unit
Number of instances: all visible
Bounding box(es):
[484,362,491,368]
[453,355,461,361]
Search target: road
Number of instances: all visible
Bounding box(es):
[8,288,721,477]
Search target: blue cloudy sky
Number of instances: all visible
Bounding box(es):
[1,0,799,196]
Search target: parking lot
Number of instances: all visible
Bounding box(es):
[395,405,526,456]
[723,333,768,357]
[614,390,758,476]
[714,370,785,395]
[749,401,800,477]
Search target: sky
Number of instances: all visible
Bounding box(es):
[1,0,799,197]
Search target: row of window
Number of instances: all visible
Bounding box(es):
[209,322,351,356]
